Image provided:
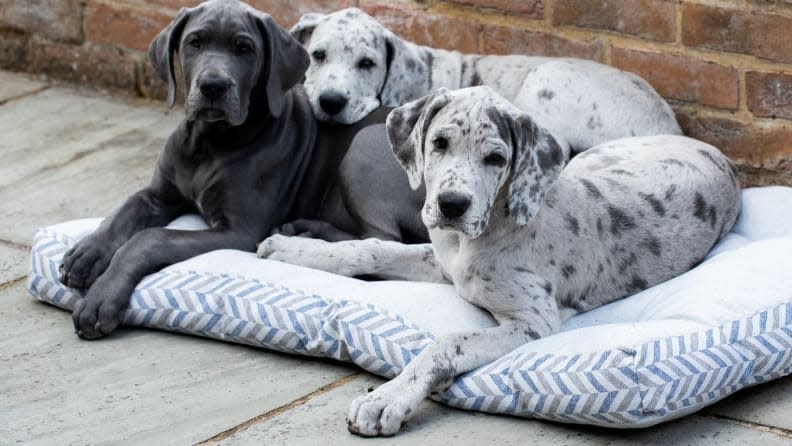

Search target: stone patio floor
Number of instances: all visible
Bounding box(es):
[1,70,791,445]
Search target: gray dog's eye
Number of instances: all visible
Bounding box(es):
[357,58,376,70]
[311,50,326,62]
[187,38,201,50]
[483,153,507,167]
[235,41,253,55]
[433,137,449,153]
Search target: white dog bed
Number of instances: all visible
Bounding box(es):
[28,187,792,428]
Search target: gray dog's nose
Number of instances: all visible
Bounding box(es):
[200,78,231,100]
[438,192,471,219]
[319,92,348,115]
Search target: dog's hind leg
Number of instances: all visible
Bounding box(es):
[257,235,444,282]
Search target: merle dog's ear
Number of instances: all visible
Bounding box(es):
[289,12,325,45]
[387,88,451,189]
[253,12,310,118]
[379,28,428,107]
[148,7,196,109]
[504,111,568,225]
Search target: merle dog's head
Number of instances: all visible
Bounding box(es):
[290,8,427,124]
[387,87,569,239]
[148,0,309,125]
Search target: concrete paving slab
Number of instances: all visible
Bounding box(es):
[0,93,182,245]
[0,242,28,284]
[0,71,47,103]
[0,86,179,191]
[217,375,792,446]
[705,376,792,432]
[0,283,357,445]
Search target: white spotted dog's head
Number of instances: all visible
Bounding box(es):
[290,8,427,124]
[387,87,569,239]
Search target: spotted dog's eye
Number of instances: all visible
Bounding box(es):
[357,57,376,70]
[483,153,507,166]
[187,38,201,50]
[311,49,326,62]
[235,40,254,55]
[433,137,449,153]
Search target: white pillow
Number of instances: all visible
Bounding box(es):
[28,187,792,427]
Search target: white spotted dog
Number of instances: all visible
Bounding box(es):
[257,87,741,436]
[289,7,681,153]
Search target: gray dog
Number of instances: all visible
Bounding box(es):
[290,7,681,152]
[258,87,741,436]
[58,0,395,339]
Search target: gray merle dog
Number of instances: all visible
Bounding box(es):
[257,86,741,436]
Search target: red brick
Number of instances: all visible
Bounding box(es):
[676,110,792,186]
[0,28,29,71]
[442,0,543,19]
[746,71,792,121]
[682,3,792,63]
[26,36,137,91]
[362,3,479,53]
[482,24,604,61]
[611,47,739,109]
[0,0,83,43]
[248,0,357,28]
[84,1,172,52]
[553,0,674,42]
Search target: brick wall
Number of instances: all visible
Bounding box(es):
[1,0,790,186]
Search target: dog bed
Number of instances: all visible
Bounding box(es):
[28,186,792,428]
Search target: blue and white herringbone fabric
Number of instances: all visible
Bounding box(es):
[27,225,792,427]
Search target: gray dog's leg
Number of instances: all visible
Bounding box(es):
[257,235,443,282]
[72,228,257,339]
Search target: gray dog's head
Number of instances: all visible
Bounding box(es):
[148,0,309,124]
[387,87,569,238]
[290,8,427,124]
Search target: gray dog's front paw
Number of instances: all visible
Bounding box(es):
[60,235,114,289]
[71,278,127,340]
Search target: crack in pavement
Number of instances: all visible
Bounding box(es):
[0,85,51,106]
[194,372,364,445]
[705,414,792,439]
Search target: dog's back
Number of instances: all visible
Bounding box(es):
[529,135,741,313]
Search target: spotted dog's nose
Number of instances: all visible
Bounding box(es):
[319,92,348,115]
[438,192,472,219]
[200,77,231,100]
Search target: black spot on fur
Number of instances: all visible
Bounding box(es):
[607,205,636,236]
[538,89,556,100]
[639,193,666,217]
[643,236,662,257]
[564,214,580,236]
[580,179,602,199]
[693,192,708,221]
[665,184,677,201]
[629,275,649,292]
[561,264,576,279]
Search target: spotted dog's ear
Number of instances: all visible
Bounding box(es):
[148,6,197,109]
[289,12,326,45]
[387,88,451,189]
[506,111,568,225]
[252,12,310,118]
[379,28,429,107]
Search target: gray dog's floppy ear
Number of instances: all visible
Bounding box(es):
[148,7,195,109]
[379,29,428,107]
[253,12,310,118]
[506,112,568,225]
[289,12,325,45]
[387,88,451,189]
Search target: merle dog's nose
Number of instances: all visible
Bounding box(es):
[319,92,348,115]
[438,192,471,219]
[200,77,231,100]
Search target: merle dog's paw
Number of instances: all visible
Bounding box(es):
[71,281,126,340]
[59,235,114,289]
[347,379,422,437]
